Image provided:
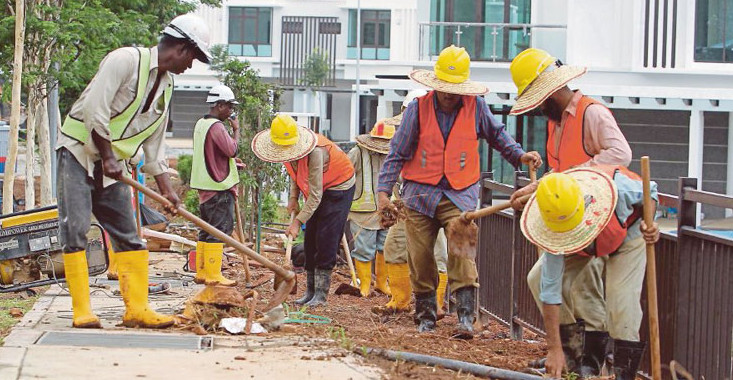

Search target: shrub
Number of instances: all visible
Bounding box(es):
[184,189,199,217]
[177,154,193,185]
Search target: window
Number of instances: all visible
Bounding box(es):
[348,10,391,60]
[429,0,531,61]
[695,0,733,63]
[228,7,272,57]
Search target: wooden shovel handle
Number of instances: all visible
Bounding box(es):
[284,212,296,264]
[464,194,531,222]
[341,234,358,286]
[529,161,537,182]
[120,176,294,281]
[641,156,662,380]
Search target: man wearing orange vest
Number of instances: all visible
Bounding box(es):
[252,114,355,307]
[377,45,542,339]
[516,166,659,379]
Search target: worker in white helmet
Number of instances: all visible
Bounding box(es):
[56,13,211,329]
[191,85,241,287]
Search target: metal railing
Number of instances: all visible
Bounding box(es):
[418,22,566,62]
[476,172,733,379]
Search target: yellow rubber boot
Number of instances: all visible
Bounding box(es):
[372,262,411,314]
[193,241,206,284]
[63,251,101,328]
[436,272,448,316]
[117,250,174,329]
[374,252,391,296]
[354,260,372,297]
[203,242,236,287]
[106,246,118,281]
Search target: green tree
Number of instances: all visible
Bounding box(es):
[300,47,330,89]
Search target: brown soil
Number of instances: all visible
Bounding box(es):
[380,199,407,229]
[445,218,479,260]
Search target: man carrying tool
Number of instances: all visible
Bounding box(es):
[56,14,211,329]
[252,114,355,307]
[516,167,659,379]
[347,120,393,298]
[372,90,450,316]
[191,85,241,287]
[508,48,635,375]
[377,45,542,338]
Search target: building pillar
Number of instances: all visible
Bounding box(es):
[349,86,358,141]
[727,112,733,218]
[376,94,389,121]
[688,109,704,226]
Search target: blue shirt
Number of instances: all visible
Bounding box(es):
[539,170,659,304]
[377,94,525,217]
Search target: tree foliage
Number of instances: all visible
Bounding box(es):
[300,47,330,89]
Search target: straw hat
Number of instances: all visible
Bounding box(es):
[509,48,586,116]
[520,167,618,255]
[382,112,403,127]
[355,120,394,154]
[409,45,488,96]
[251,115,317,163]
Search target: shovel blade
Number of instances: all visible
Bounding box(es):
[264,276,296,312]
[445,218,478,260]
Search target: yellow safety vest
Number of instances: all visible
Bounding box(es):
[60,47,172,159]
[190,118,240,191]
[350,146,378,212]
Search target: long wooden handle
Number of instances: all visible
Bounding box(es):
[341,234,358,286]
[641,156,662,380]
[233,191,251,282]
[120,176,294,280]
[529,161,537,182]
[131,168,142,236]
[284,212,296,264]
[465,194,531,221]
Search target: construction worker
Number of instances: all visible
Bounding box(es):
[347,120,393,298]
[377,45,542,339]
[516,167,659,379]
[508,48,635,374]
[191,85,241,287]
[252,114,355,307]
[372,90,449,316]
[56,14,211,329]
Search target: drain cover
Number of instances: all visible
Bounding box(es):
[36,331,213,350]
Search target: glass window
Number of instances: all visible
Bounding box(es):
[695,0,733,63]
[348,9,391,60]
[228,7,272,57]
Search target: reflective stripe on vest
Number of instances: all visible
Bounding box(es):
[350,146,377,212]
[284,134,355,199]
[401,91,480,190]
[190,118,240,191]
[60,47,173,159]
[546,96,603,172]
[578,165,643,257]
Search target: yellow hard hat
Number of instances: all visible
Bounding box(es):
[270,114,299,146]
[434,45,471,84]
[510,48,556,96]
[370,121,395,140]
[535,173,585,233]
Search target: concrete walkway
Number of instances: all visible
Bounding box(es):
[0,252,381,380]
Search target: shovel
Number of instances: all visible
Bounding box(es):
[446,194,531,260]
[120,176,295,312]
[274,212,297,295]
[234,185,251,284]
[334,233,362,297]
[641,156,662,380]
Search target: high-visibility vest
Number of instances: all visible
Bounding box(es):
[60,47,172,160]
[579,165,643,257]
[401,91,480,190]
[546,96,607,172]
[190,118,240,191]
[350,146,379,212]
[284,134,355,198]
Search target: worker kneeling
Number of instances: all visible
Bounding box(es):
[514,167,659,379]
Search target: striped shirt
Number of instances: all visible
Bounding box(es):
[377,94,525,217]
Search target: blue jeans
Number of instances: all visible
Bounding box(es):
[349,223,387,262]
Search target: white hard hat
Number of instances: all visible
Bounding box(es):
[403,89,429,108]
[206,85,239,104]
[163,14,212,63]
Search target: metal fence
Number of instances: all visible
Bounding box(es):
[279,16,340,87]
[476,172,733,379]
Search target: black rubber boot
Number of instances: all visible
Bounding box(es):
[304,268,331,307]
[613,339,646,380]
[413,291,437,333]
[294,270,315,305]
[452,286,476,340]
[580,331,611,377]
[559,321,585,375]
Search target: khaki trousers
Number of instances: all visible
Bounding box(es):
[383,220,448,272]
[405,197,478,293]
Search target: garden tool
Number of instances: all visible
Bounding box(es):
[641,156,661,380]
[120,176,294,312]
[274,212,297,294]
[334,234,362,297]
[234,185,251,283]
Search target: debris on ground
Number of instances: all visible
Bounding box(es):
[9,307,24,318]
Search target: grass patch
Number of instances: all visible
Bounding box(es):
[0,294,39,345]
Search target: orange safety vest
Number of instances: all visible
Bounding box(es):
[579,165,643,257]
[401,91,480,190]
[284,134,354,198]
[546,96,610,172]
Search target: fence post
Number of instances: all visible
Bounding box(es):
[673,177,697,369]
[509,170,527,340]
[476,171,493,325]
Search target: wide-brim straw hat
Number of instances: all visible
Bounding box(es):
[520,167,618,255]
[382,112,403,127]
[409,70,488,96]
[509,65,587,116]
[251,126,317,163]
[355,134,390,154]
